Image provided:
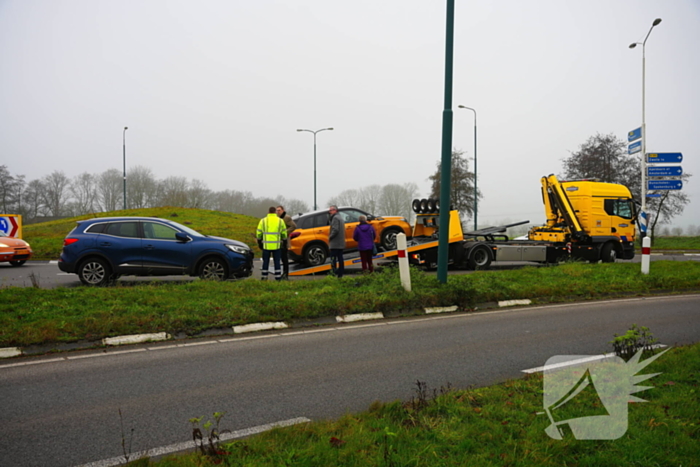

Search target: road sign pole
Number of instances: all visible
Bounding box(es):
[437,0,455,285]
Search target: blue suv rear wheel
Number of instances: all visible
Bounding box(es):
[78,257,112,286]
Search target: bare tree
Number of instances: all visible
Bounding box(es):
[41,171,71,216]
[158,176,189,207]
[0,165,16,213]
[187,179,212,209]
[646,174,691,239]
[358,184,382,214]
[0,166,28,217]
[378,183,419,221]
[23,179,45,219]
[211,190,254,214]
[429,149,481,219]
[327,189,363,209]
[127,166,158,209]
[70,172,98,215]
[96,169,122,212]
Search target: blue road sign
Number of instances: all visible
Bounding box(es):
[628,127,642,142]
[648,180,683,190]
[647,152,683,164]
[646,194,662,198]
[628,141,641,154]
[647,166,683,177]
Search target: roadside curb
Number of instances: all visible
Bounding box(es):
[0,299,538,359]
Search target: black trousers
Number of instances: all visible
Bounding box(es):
[281,243,290,276]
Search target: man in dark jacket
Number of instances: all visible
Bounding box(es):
[276,205,297,279]
[328,205,346,278]
[353,215,376,272]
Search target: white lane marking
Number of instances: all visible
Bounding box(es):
[522,353,616,374]
[521,344,668,373]
[74,417,311,467]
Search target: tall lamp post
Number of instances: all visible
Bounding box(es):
[296,127,333,210]
[458,105,477,231]
[629,18,661,237]
[123,126,128,210]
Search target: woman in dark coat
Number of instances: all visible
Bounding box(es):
[353,215,376,272]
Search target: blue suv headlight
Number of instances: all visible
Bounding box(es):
[226,244,250,255]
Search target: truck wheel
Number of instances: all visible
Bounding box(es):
[199,257,227,280]
[600,242,617,263]
[78,257,112,286]
[427,199,438,213]
[412,199,422,213]
[303,243,328,266]
[419,199,430,213]
[381,228,401,251]
[468,245,492,270]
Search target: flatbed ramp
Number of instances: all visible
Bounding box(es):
[288,237,456,276]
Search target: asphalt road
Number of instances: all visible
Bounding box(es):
[1,295,699,466]
[1,251,698,288]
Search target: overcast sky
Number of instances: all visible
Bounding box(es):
[1,0,698,228]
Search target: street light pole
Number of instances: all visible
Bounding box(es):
[296,127,334,210]
[458,105,477,231]
[629,18,661,238]
[123,126,128,211]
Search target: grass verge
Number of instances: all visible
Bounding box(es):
[1,261,699,348]
[126,343,700,466]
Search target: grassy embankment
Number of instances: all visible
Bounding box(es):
[1,261,699,348]
[131,343,700,466]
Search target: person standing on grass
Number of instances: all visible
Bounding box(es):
[353,215,376,273]
[276,205,297,280]
[328,205,345,278]
[256,206,288,281]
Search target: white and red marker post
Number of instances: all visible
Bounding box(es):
[641,236,651,275]
[397,233,411,292]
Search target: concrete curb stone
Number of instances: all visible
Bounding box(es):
[0,299,534,359]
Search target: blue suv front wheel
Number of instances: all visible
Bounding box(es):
[199,257,227,281]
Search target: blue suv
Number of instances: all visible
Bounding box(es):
[58,217,254,286]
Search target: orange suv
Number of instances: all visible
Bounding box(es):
[288,207,412,266]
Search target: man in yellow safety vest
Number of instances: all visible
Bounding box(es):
[256,206,288,281]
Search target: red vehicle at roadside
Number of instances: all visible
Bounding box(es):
[0,231,33,266]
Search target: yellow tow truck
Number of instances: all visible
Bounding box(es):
[408,174,637,269]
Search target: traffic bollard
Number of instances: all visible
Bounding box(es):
[641,236,651,275]
[397,233,411,292]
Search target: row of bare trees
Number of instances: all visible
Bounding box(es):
[0,165,314,221]
[327,182,422,223]
[1,165,429,223]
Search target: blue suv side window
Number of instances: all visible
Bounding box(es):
[105,222,139,238]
